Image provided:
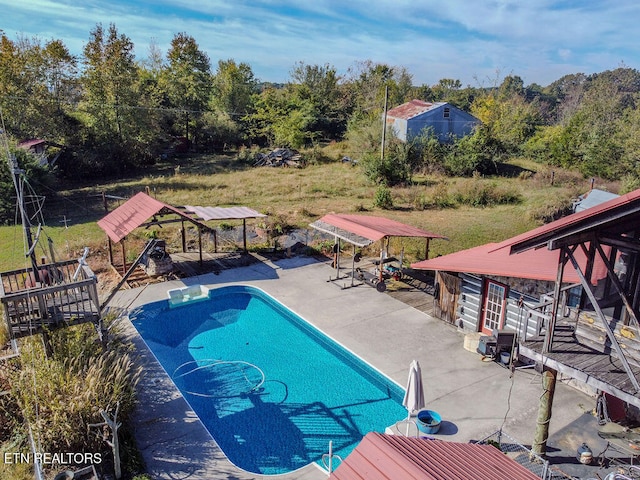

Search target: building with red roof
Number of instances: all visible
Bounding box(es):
[385,100,479,143]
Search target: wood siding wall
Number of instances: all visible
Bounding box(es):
[436,272,543,339]
[434,271,460,324]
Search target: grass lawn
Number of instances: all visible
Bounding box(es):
[0,150,611,272]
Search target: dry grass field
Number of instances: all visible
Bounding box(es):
[0,150,618,278]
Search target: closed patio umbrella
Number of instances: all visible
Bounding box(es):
[402,360,425,435]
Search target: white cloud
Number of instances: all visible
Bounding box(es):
[1,0,640,86]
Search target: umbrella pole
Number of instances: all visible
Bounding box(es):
[406,412,411,436]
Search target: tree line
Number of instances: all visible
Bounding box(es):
[1,23,640,190]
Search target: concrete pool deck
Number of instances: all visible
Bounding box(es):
[112,255,612,479]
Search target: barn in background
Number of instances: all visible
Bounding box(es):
[385,99,479,143]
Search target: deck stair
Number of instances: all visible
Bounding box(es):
[574,312,640,367]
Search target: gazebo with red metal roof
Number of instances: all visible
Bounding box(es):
[97,192,213,275]
[309,213,446,289]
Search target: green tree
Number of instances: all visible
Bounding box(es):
[0,34,78,141]
[0,145,51,225]
[78,23,144,174]
[212,59,257,118]
[42,40,78,111]
[346,61,416,118]
[249,87,314,148]
[137,40,172,156]
[208,59,257,149]
[162,32,212,146]
[431,78,475,109]
[82,24,139,141]
[444,126,499,176]
[289,61,347,140]
[616,105,640,183]
[471,80,541,156]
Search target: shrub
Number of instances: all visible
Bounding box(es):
[444,127,499,177]
[452,179,521,207]
[431,182,454,208]
[373,186,393,209]
[620,174,640,194]
[528,197,575,223]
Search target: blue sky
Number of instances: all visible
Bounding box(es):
[1,0,638,87]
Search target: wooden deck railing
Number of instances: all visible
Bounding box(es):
[1,261,101,339]
[0,259,90,295]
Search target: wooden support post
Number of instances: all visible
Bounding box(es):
[532,367,557,457]
[181,220,186,253]
[107,238,113,266]
[198,227,203,266]
[120,240,126,275]
[243,219,247,252]
[544,246,567,353]
[425,238,431,260]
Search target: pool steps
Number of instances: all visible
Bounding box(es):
[167,284,210,308]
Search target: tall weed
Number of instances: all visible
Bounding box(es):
[452,179,522,207]
[11,329,142,455]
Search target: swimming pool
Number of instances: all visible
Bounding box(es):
[131,285,407,475]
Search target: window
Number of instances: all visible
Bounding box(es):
[443,107,450,118]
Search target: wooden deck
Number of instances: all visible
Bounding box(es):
[111,251,262,288]
[385,268,436,317]
[170,251,260,277]
[328,259,436,317]
[520,327,640,408]
[1,260,101,339]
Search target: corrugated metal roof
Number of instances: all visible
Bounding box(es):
[328,433,541,480]
[97,192,206,243]
[309,219,374,248]
[411,239,606,284]
[573,189,619,212]
[310,214,446,244]
[386,100,444,120]
[183,205,266,221]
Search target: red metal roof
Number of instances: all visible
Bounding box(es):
[386,100,442,120]
[508,188,640,254]
[411,239,607,284]
[17,139,46,149]
[97,192,205,243]
[328,433,540,480]
[313,214,446,243]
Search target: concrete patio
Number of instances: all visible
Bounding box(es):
[109,255,617,479]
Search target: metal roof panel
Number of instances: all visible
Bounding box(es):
[313,214,446,244]
[328,433,541,480]
[386,100,444,120]
[183,205,266,220]
[97,192,206,243]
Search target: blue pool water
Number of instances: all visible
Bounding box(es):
[131,285,407,475]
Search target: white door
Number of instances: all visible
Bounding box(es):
[482,281,506,335]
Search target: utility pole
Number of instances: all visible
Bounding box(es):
[381,85,389,161]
